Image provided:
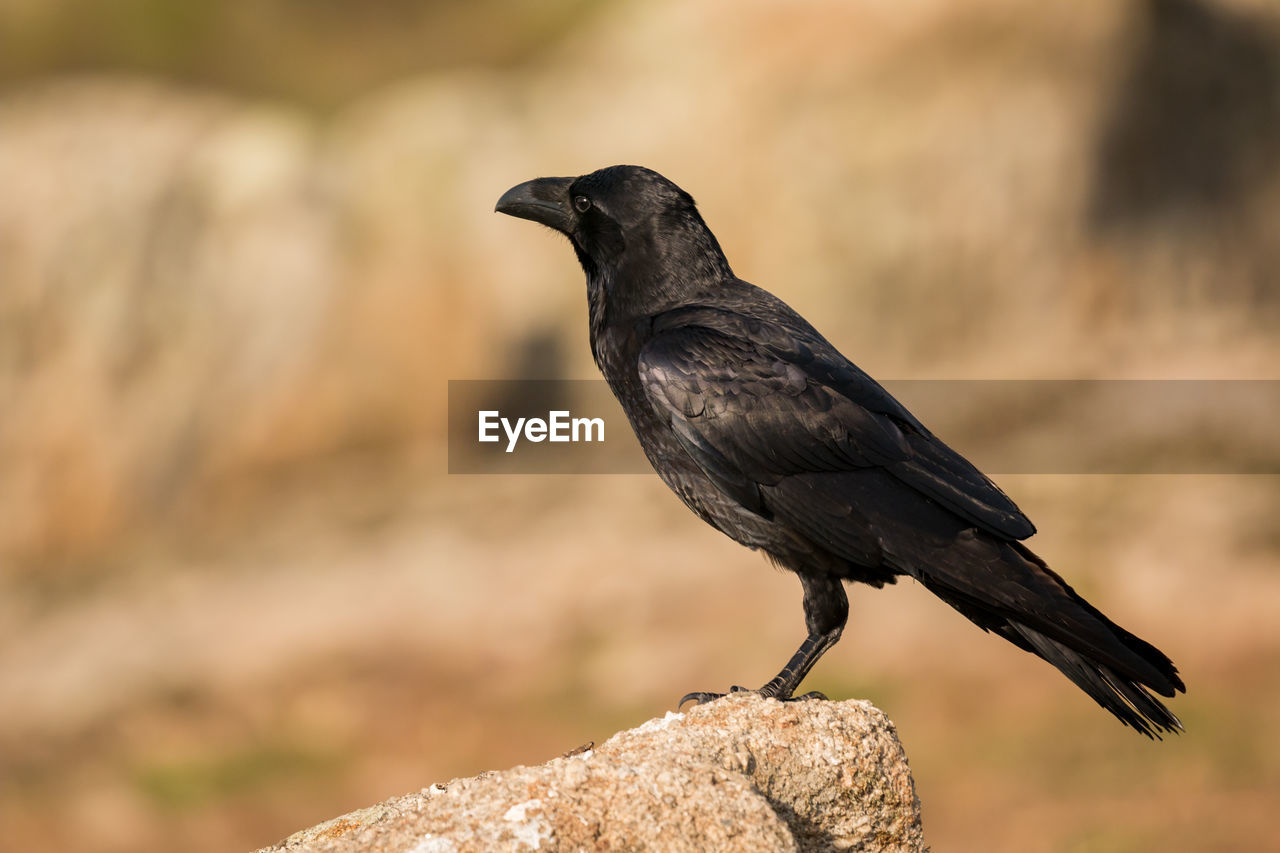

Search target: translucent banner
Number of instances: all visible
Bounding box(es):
[447,379,1280,475]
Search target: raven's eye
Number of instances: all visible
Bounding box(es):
[573,195,592,213]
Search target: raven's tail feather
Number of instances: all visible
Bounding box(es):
[1006,622,1183,738]
[913,539,1185,738]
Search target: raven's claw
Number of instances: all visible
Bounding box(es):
[677,686,829,709]
[677,691,724,708]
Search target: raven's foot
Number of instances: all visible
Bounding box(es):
[677,685,828,709]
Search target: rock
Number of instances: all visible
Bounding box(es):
[257,693,924,853]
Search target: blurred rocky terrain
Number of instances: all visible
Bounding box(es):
[0,1,1277,852]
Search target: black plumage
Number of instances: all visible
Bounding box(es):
[496,165,1184,737]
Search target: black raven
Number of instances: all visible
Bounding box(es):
[495,165,1184,737]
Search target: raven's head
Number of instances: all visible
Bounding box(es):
[496,165,732,320]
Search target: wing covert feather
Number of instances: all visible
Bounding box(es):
[638,310,1035,541]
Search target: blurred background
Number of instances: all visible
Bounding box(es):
[1,0,1277,850]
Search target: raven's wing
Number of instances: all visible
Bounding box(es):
[639,307,1034,541]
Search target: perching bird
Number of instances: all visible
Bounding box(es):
[495,165,1184,737]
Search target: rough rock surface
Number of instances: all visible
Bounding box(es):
[256,693,924,852]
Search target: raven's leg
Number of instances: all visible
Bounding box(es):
[756,574,848,700]
[680,575,848,707]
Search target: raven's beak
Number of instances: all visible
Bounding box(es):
[495,176,574,233]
